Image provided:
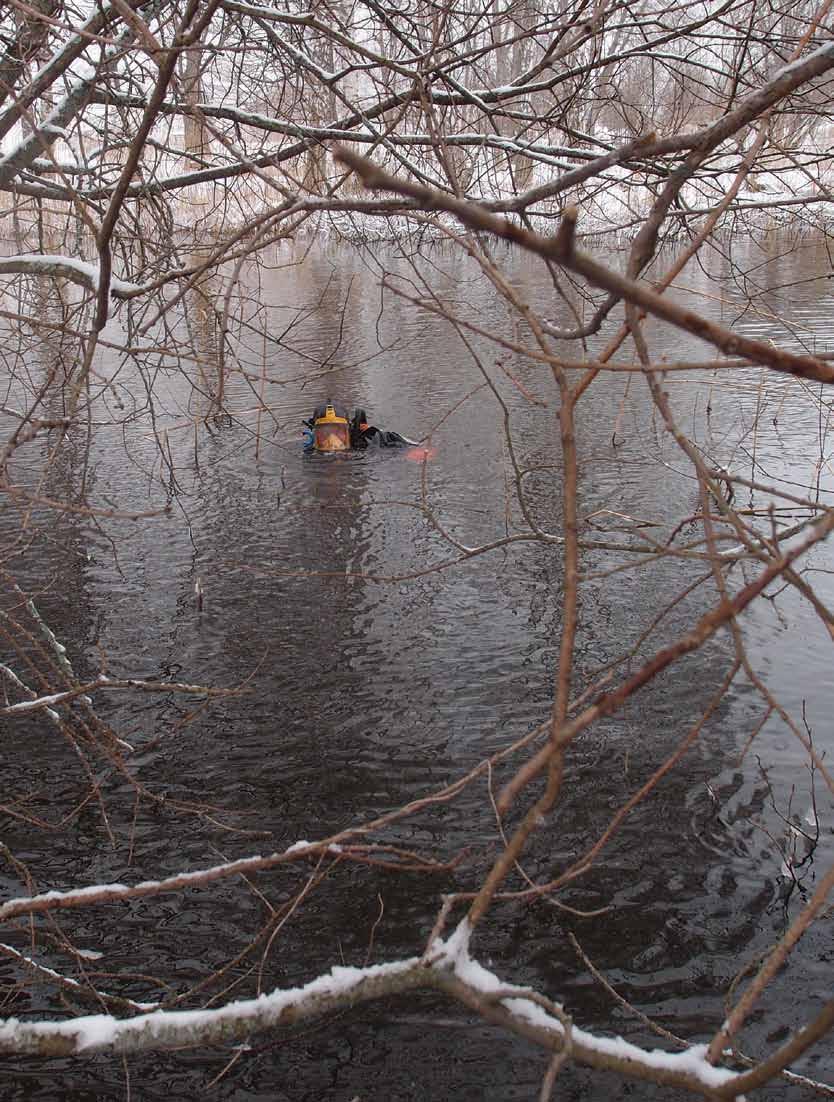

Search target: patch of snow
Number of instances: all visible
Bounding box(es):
[439,918,471,964]
[3,692,74,713]
[284,840,311,853]
[0,944,81,986]
[69,58,96,82]
[774,40,834,80]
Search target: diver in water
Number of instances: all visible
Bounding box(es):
[303,402,415,452]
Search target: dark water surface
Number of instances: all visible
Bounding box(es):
[1,233,833,1099]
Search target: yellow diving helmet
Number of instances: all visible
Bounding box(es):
[312,402,350,452]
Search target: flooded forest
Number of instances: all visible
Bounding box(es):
[1,0,834,1098]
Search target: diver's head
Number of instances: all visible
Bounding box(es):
[312,402,350,452]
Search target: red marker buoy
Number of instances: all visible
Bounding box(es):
[404,446,437,462]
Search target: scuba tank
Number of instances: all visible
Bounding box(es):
[350,408,368,447]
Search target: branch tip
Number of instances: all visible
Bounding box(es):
[333,144,376,189]
[554,206,579,260]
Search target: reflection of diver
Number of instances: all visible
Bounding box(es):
[303,401,417,452]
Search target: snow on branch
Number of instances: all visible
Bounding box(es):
[0,26,135,192]
[0,957,429,1056]
[0,922,747,1096]
[0,840,428,924]
[431,923,741,1096]
[335,146,834,387]
[0,672,237,716]
[0,254,142,299]
[0,942,159,1015]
